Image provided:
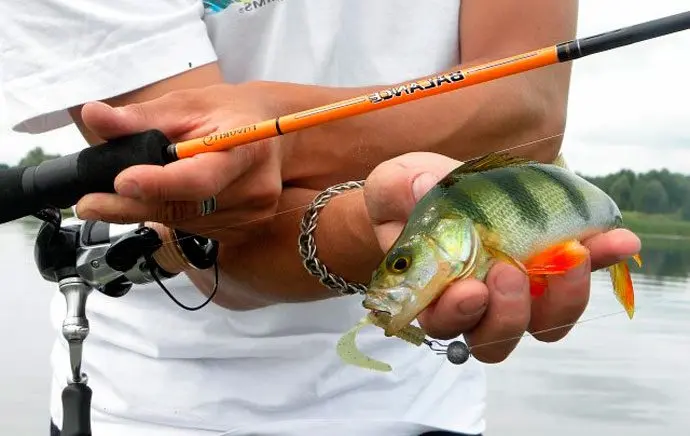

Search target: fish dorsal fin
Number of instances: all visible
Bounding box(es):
[458,152,534,174]
[439,152,534,187]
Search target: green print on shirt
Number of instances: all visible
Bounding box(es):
[203,0,283,15]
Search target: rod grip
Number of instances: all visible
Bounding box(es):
[0,129,172,224]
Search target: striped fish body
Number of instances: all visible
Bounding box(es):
[362,153,641,337]
[436,159,620,269]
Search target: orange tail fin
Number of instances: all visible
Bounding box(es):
[523,240,589,297]
[609,254,643,319]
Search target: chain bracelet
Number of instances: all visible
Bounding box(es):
[298,180,369,296]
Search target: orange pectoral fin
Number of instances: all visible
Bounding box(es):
[523,240,589,298]
[523,240,589,276]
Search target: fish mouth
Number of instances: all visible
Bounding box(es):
[361,291,400,315]
[361,297,379,312]
[362,288,419,337]
[384,261,460,337]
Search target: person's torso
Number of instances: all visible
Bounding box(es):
[202,0,461,87]
[50,1,487,434]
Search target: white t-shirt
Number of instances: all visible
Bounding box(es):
[1,1,486,435]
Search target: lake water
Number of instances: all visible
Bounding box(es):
[1,219,689,435]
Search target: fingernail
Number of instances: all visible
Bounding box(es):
[116,181,140,198]
[412,172,440,202]
[495,264,528,296]
[457,293,488,316]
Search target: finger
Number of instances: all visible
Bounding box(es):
[417,278,489,340]
[75,193,200,224]
[528,256,591,342]
[583,228,641,271]
[365,152,461,225]
[80,96,215,142]
[76,149,279,226]
[464,262,532,363]
[112,142,269,202]
[74,192,274,239]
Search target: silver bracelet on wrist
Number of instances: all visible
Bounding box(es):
[298,180,369,296]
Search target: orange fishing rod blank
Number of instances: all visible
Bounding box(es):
[171,47,559,159]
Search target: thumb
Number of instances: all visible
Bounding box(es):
[365,152,462,225]
[364,152,462,251]
[411,172,442,203]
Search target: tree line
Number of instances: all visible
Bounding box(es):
[0,146,61,170]
[2,147,689,220]
[580,168,690,221]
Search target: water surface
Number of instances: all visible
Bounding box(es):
[0,220,56,435]
[485,235,690,434]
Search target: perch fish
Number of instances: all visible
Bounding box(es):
[338,152,642,371]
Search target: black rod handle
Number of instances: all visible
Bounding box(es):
[0,129,173,224]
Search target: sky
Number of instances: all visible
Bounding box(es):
[0,0,689,176]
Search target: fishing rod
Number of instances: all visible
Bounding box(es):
[1,11,690,224]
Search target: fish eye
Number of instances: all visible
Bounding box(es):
[390,256,411,273]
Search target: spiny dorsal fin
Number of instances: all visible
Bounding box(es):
[438,152,534,187]
[460,151,534,173]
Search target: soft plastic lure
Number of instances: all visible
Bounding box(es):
[335,312,427,372]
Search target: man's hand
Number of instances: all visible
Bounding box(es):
[74,83,284,245]
[364,152,642,364]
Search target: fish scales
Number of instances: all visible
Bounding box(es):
[440,163,620,260]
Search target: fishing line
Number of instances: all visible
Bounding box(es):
[159,131,566,247]
[60,9,690,359]
[67,11,690,255]
[142,131,566,312]
[424,303,648,364]
[145,127,658,363]
[140,132,565,316]
[4,11,689,226]
[467,309,628,352]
